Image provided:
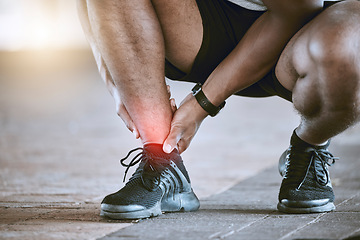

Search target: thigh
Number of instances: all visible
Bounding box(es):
[275,0,360,92]
[152,0,203,74]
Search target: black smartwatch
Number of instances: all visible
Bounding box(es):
[191,83,226,117]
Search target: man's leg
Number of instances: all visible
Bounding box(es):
[277,0,360,144]
[275,0,360,213]
[79,0,202,145]
[77,0,203,219]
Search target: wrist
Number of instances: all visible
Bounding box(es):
[192,96,210,120]
[181,92,209,121]
[191,83,226,117]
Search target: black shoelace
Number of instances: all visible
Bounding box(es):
[120,147,169,191]
[284,147,339,190]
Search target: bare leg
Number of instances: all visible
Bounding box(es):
[276,0,360,145]
[77,0,202,145]
[76,0,204,220]
[276,2,360,214]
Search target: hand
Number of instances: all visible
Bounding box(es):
[110,84,176,140]
[113,89,141,139]
[91,51,140,139]
[163,93,208,154]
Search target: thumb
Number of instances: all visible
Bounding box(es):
[163,125,182,153]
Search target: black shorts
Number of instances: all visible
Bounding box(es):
[165,0,293,102]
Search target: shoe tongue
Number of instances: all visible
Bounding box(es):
[139,144,180,190]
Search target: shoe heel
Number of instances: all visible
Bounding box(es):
[161,190,200,212]
[179,191,200,212]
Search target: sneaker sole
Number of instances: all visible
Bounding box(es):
[277,202,335,214]
[100,202,163,220]
[100,191,200,220]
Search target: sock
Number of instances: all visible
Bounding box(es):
[291,130,330,149]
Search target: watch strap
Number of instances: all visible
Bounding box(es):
[191,83,226,117]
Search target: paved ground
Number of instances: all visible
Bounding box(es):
[101,140,360,240]
[0,50,359,240]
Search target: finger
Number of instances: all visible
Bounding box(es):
[170,98,177,113]
[111,89,140,139]
[163,125,183,153]
[166,85,171,99]
[177,138,189,154]
[132,128,140,139]
[116,103,139,139]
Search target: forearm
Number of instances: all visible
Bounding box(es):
[163,1,324,153]
[201,1,322,106]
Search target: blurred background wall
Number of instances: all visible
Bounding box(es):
[0,0,87,51]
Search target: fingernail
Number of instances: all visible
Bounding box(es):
[164,144,172,153]
[133,130,138,138]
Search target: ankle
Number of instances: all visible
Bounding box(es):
[143,143,180,159]
[292,129,329,148]
[294,129,329,146]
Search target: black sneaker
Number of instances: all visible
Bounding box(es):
[277,131,338,214]
[100,144,200,219]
